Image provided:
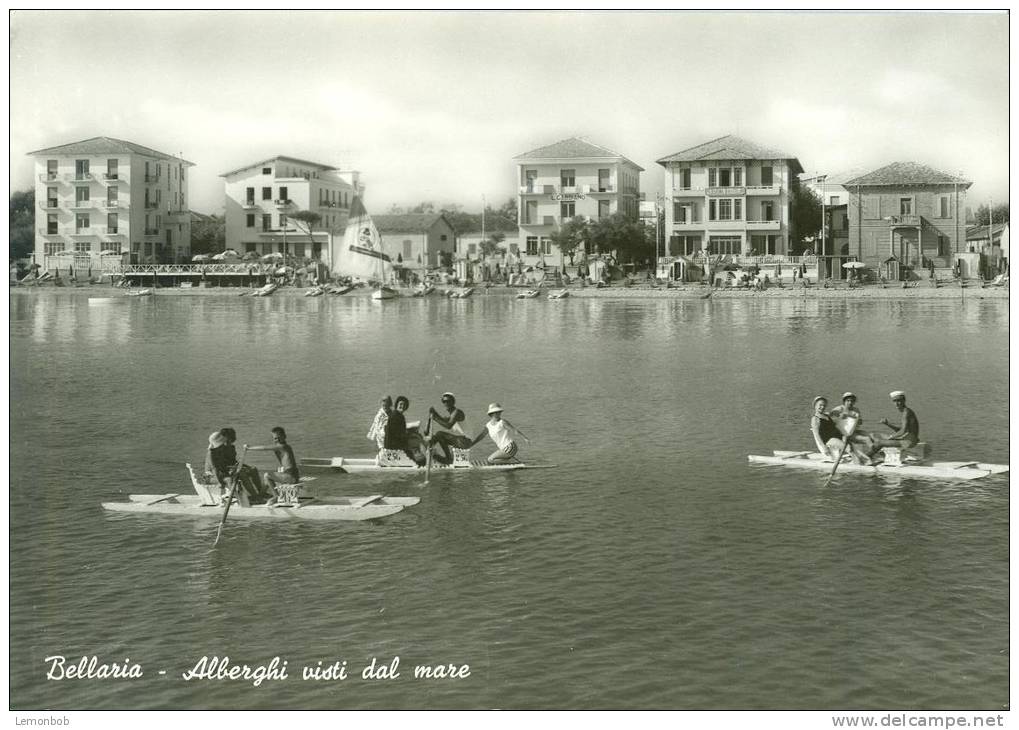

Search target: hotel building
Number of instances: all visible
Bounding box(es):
[656,135,803,270]
[221,156,362,263]
[28,137,194,270]
[514,137,643,266]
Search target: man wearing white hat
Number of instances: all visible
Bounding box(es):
[872,391,919,452]
[468,403,519,464]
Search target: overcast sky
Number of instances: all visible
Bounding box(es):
[9,10,1009,215]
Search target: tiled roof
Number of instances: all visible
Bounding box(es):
[966,222,1008,240]
[220,155,338,178]
[27,136,193,164]
[657,135,802,173]
[844,162,971,187]
[374,214,451,234]
[514,137,644,170]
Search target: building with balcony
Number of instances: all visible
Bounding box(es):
[514,137,643,266]
[844,162,971,274]
[655,135,803,278]
[27,136,194,270]
[221,156,362,263]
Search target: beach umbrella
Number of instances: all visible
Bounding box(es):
[212,250,239,261]
[261,252,283,261]
[192,254,211,262]
[99,250,121,256]
[842,261,865,269]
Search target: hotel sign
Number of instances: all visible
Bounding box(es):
[549,193,585,201]
[707,186,746,197]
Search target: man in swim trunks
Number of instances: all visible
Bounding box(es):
[246,426,300,502]
[427,392,473,465]
[871,391,920,453]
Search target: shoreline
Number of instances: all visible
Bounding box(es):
[9,282,1009,300]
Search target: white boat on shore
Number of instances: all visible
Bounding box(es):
[248,282,279,297]
[371,286,398,300]
[126,288,152,297]
[748,450,1009,481]
[517,289,540,299]
[101,464,420,521]
[547,289,569,300]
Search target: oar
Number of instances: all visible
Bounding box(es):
[824,417,858,487]
[502,418,531,444]
[213,446,247,546]
[424,416,433,484]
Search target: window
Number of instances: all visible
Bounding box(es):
[751,235,766,253]
[246,187,255,204]
[263,167,272,175]
[718,200,732,220]
[262,187,272,200]
[766,235,779,255]
[680,168,691,189]
[719,168,731,186]
[75,240,91,253]
[708,236,741,255]
[245,242,257,252]
[46,160,58,179]
[938,235,949,256]
[598,169,610,191]
[107,213,118,233]
[468,243,477,255]
[541,237,552,255]
[44,242,61,255]
[279,213,288,228]
[734,168,742,186]
[76,213,90,231]
[261,243,272,255]
[46,187,58,207]
[830,195,841,206]
[561,201,575,219]
[761,166,773,185]
[246,214,255,228]
[939,196,950,218]
[900,198,912,215]
[560,169,575,188]
[107,159,118,179]
[525,170,537,192]
[75,159,90,179]
[524,200,538,224]
[262,214,271,230]
[292,243,305,258]
[108,186,118,205]
[862,195,880,219]
[709,200,717,221]
[734,200,742,220]
[440,234,448,242]
[47,214,58,234]
[279,186,288,201]
[526,236,539,255]
[599,200,610,219]
[76,186,90,204]
[761,201,773,221]
[708,168,717,187]
[403,240,413,259]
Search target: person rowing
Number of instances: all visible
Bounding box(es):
[204,428,263,503]
[829,392,876,465]
[385,395,426,466]
[467,403,520,464]
[809,396,844,460]
[427,392,472,465]
[870,391,920,456]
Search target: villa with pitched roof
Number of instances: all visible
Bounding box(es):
[844,162,971,275]
[28,136,194,271]
[655,135,803,279]
[372,213,457,272]
[513,137,644,267]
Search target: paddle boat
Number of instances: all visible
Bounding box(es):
[101,464,420,521]
[371,286,399,301]
[328,284,354,295]
[301,448,554,474]
[748,446,1008,481]
[517,289,541,299]
[248,282,279,297]
[547,289,569,300]
[411,283,435,297]
[455,287,475,298]
[305,285,326,297]
[126,288,153,297]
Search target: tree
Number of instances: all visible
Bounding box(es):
[478,231,506,262]
[9,189,35,260]
[549,217,590,265]
[495,197,518,224]
[973,203,1009,226]
[189,214,225,255]
[587,214,649,264]
[790,183,822,253]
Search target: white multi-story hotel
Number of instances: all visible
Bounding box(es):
[514,137,643,266]
[28,137,194,270]
[656,135,803,269]
[221,156,362,262]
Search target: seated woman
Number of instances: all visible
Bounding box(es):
[810,396,844,460]
[204,428,264,502]
[385,396,426,466]
[829,392,877,465]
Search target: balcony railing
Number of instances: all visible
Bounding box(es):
[39,201,60,210]
[144,174,161,183]
[673,187,705,196]
[69,199,93,209]
[888,214,921,226]
[39,173,63,183]
[587,185,615,194]
[707,186,747,197]
[144,201,159,209]
[73,173,94,182]
[745,185,781,195]
[144,227,160,236]
[38,228,61,236]
[746,219,781,231]
[71,227,96,236]
[243,199,259,208]
[274,198,293,207]
[103,200,120,209]
[103,172,120,180]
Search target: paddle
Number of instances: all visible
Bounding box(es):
[213,446,247,547]
[824,417,858,487]
[424,415,433,484]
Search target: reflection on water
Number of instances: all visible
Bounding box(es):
[9,292,1009,710]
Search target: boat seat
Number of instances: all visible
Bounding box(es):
[378,449,418,467]
[452,448,472,466]
[881,441,931,466]
[270,476,317,507]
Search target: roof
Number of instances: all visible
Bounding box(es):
[844,162,972,187]
[656,135,803,174]
[220,155,338,178]
[374,213,453,234]
[966,222,1008,241]
[514,137,644,171]
[27,136,194,165]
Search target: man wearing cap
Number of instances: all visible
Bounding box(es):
[427,392,472,465]
[829,392,876,464]
[872,391,920,452]
[468,403,519,464]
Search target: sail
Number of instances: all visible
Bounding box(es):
[333,197,393,282]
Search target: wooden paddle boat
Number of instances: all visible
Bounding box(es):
[517,289,541,299]
[301,448,554,474]
[101,464,420,521]
[547,289,569,300]
[248,282,279,297]
[748,446,1008,481]
[126,288,153,297]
